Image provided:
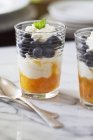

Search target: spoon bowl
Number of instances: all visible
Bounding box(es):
[0,77,22,98]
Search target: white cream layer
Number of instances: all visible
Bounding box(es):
[25,24,56,42]
[78,61,93,79]
[18,55,61,79]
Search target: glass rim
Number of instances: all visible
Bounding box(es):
[74,27,93,41]
[14,20,66,34]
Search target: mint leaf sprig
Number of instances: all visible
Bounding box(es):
[34,19,46,30]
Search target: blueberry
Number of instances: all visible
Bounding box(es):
[33,47,43,58]
[46,36,62,48]
[20,53,26,58]
[18,37,33,48]
[18,42,30,48]
[77,47,86,54]
[77,44,88,51]
[77,49,86,54]
[86,60,93,67]
[23,33,34,41]
[43,48,55,58]
[85,51,93,56]
[19,50,27,55]
[18,43,22,48]
[49,36,61,43]
[83,44,89,50]
[18,32,23,39]
[82,35,87,39]
[19,50,27,58]
[77,44,89,55]
[84,51,93,61]
[78,50,93,67]
[21,37,31,44]
[77,53,86,62]
[80,39,87,45]
[23,33,31,38]
[31,41,42,48]
[19,47,29,52]
[28,47,34,56]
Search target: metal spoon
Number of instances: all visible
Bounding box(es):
[0,77,63,128]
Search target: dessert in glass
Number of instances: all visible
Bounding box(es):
[75,27,93,108]
[15,19,66,99]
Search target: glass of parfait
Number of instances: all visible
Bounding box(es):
[15,19,66,99]
[75,27,93,108]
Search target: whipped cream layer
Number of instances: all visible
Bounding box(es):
[25,24,56,42]
[18,55,62,79]
[79,61,93,79]
[86,31,93,52]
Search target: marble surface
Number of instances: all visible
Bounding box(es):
[0,42,93,140]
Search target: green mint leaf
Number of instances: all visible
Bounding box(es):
[34,19,46,29]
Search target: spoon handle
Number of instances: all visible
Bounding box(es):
[20,97,63,128]
[38,109,58,119]
[0,94,58,118]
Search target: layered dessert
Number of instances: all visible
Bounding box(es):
[16,20,64,97]
[77,31,93,104]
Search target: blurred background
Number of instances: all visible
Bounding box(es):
[0,0,93,46]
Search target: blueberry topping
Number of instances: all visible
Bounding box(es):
[77,41,89,63]
[43,48,55,58]
[77,44,93,67]
[33,47,43,58]
[73,34,93,67]
[17,35,62,58]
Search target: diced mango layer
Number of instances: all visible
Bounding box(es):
[79,76,93,103]
[20,64,60,94]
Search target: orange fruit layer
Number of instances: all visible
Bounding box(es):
[79,76,93,103]
[20,64,60,94]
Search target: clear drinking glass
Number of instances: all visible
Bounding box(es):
[75,27,93,108]
[15,20,66,99]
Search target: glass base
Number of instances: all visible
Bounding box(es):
[80,98,93,109]
[22,88,59,99]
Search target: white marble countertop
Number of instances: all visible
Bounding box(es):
[0,42,93,140]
